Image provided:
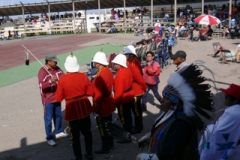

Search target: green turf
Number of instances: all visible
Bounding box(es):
[0,43,125,87]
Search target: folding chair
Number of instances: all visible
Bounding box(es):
[140,45,147,62]
[146,42,152,52]
[150,41,156,52]
[221,44,240,63]
[86,61,98,81]
[107,53,117,70]
[136,46,143,62]
[220,50,236,64]
[212,42,237,63]
[212,42,223,57]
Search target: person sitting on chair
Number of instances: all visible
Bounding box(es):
[213,45,224,57]
[178,25,187,37]
[222,26,229,38]
[163,13,169,22]
[198,26,208,41]
[205,25,213,40]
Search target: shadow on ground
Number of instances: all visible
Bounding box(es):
[0,103,160,160]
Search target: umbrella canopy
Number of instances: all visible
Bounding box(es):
[194,14,221,26]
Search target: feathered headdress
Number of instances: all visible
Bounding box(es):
[163,64,215,132]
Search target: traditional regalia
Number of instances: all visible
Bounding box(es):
[137,64,215,160]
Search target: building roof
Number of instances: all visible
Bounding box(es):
[0,0,225,16]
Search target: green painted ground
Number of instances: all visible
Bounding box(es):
[0,43,125,87]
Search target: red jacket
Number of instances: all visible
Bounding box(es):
[127,57,147,96]
[38,65,64,104]
[114,67,134,106]
[55,72,94,121]
[92,67,115,117]
[143,61,161,85]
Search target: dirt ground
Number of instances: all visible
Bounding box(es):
[0,33,240,160]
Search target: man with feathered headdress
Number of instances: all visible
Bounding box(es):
[136,64,214,160]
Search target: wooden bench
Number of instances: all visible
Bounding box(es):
[51,29,77,34]
[24,30,48,36]
[212,32,222,37]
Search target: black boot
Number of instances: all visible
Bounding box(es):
[94,135,111,154]
[94,148,110,154]
[131,126,142,134]
[83,154,92,160]
[108,136,114,149]
[84,132,92,159]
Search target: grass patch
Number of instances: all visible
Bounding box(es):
[0,43,125,87]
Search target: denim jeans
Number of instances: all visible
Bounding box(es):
[43,102,63,140]
[189,33,193,41]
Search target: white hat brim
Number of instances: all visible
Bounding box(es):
[111,60,127,68]
[64,63,80,73]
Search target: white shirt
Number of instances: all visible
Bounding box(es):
[199,104,240,160]
[154,22,161,27]
[164,13,169,18]
[179,26,186,31]
[175,61,188,73]
[167,26,172,33]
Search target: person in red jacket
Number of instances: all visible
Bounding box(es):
[38,53,68,146]
[56,54,94,160]
[111,54,135,143]
[142,51,162,111]
[123,45,147,134]
[91,52,115,154]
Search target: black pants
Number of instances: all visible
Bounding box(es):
[69,116,92,159]
[96,115,114,150]
[117,99,134,133]
[131,96,143,131]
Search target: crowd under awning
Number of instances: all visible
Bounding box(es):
[0,0,234,34]
[0,0,229,16]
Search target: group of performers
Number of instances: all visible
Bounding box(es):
[38,45,240,160]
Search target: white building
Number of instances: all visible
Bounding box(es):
[86,13,111,29]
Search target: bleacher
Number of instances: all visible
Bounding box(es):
[0,18,88,40]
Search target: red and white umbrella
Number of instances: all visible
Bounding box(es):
[194,14,221,25]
